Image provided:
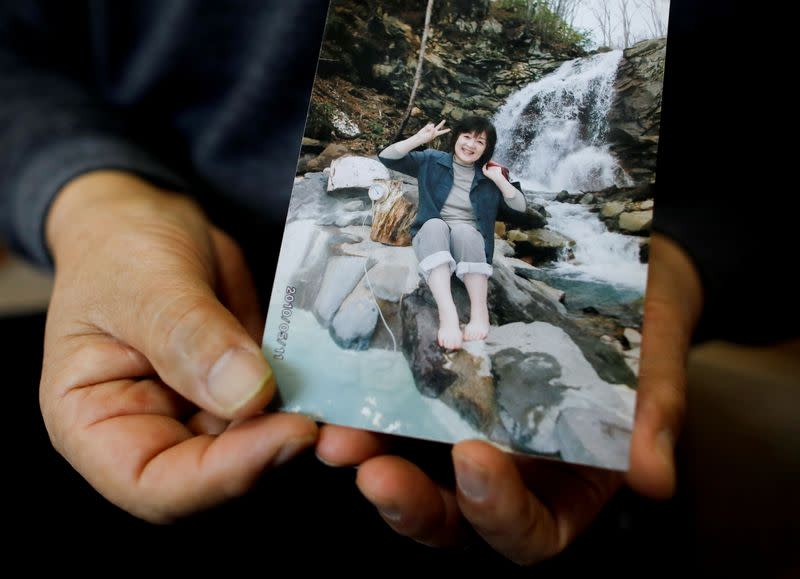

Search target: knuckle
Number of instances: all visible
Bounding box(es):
[148,292,210,355]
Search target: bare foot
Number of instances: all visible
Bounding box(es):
[463,315,489,341]
[437,307,463,350]
[462,272,490,342]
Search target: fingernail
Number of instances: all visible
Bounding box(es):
[377,504,403,522]
[273,436,315,468]
[315,452,342,468]
[454,456,489,502]
[207,348,271,412]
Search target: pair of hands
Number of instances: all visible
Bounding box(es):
[41,170,701,564]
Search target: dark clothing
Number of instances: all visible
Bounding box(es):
[651,1,796,344]
[378,148,523,264]
[0,0,328,278]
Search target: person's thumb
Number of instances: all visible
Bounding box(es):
[107,242,273,419]
[139,283,272,419]
[627,234,703,498]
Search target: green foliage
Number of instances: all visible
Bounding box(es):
[493,0,590,52]
[305,100,336,139]
[368,121,385,136]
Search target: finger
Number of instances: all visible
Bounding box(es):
[210,228,264,342]
[435,120,447,130]
[68,402,317,523]
[316,424,391,466]
[356,455,462,547]
[436,128,451,136]
[186,410,229,436]
[453,441,619,566]
[116,266,273,420]
[627,234,703,498]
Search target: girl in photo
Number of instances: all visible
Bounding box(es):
[379,116,526,350]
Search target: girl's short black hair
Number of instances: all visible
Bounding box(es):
[449,116,497,166]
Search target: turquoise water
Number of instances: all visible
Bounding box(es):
[264,308,482,443]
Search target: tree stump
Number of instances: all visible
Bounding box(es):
[370,179,417,247]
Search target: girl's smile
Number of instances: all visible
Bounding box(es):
[453,131,487,165]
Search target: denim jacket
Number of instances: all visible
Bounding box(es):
[378,148,525,264]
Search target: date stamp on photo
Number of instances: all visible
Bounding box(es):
[272,285,296,360]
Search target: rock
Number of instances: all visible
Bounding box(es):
[493,348,567,453]
[365,263,414,302]
[625,355,639,376]
[305,143,350,172]
[639,199,654,210]
[601,201,626,219]
[623,328,642,347]
[331,110,360,138]
[506,228,574,264]
[480,17,503,35]
[313,256,371,326]
[618,210,653,234]
[624,346,641,361]
[288,171,370,228]
[400,288,458,398]
[555,190,571,202]
[501,198,547,229]
[490,264,636,386]
[284,223,334,310]
[328,156,391,192]
[485,321,635,454]
[607,37,668,186]
[639,238,650,263]
[580,193,595,205]
[301,137,325,150]
[372,63,394,79]
[439,342,498,432]
[527,279,565,304]
[331,281,379,350]
[556,407,632,470]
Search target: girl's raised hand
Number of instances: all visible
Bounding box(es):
[415,120,450,144]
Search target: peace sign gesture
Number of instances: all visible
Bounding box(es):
[413,120,450,145]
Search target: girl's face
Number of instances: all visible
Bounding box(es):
[453,131,487,165]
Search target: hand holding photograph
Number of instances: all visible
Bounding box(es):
[264,0,669,471]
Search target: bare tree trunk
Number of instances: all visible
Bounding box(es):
[393,0,435,142]
[618,0,633,48]
[642,0,667,38]
[590,0,615,48]
[548,0,581,26]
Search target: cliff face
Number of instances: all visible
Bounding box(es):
[307,0,666,188]
[607,38,667,185]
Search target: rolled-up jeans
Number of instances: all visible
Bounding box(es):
[411,218,493,281]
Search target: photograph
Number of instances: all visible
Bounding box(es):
[263,0,670,471]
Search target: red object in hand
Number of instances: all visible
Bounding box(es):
[485,160,510,181]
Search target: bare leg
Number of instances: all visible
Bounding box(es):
[463,273,490,341]
[427,264,462,350]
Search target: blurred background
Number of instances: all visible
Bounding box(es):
[0,242,52,317]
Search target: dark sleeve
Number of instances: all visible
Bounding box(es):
[0,3,187,268]
[377,149,429,178]
[653,0,797,345]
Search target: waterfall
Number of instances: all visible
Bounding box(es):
[492,50,647,293]
[493,50,629,193]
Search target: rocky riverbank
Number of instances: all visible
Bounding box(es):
[276,160,640,468]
